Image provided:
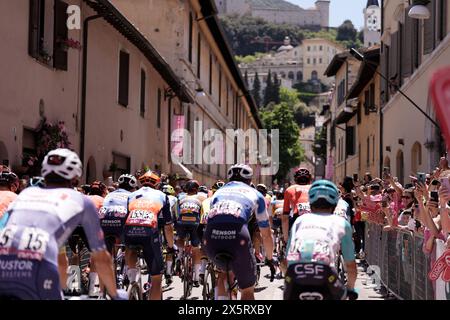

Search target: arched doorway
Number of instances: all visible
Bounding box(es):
[288,71,294,79]
[396,150,404,185]
[411,142,422,174]
[311,70,318,81]
[86,156,96,183]
[384,156,391,169]
[0,141,8,166]
[297,71,303,81]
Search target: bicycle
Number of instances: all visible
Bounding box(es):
[179,234,194,300]
[126,245,150,300]
[202,259,216,300]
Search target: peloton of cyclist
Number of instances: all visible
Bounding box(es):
[0,148,126,300]
[283,180,357,300]
[123,170,174,300]
[203,164,276,300]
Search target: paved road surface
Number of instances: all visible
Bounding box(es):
[163,259,390,300]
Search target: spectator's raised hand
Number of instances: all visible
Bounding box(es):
[439,184,450,206]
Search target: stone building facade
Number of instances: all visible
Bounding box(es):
[215,0,330,28]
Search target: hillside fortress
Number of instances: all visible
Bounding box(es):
[214,0,330,28]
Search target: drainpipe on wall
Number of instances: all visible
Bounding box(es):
[80,14,101,182]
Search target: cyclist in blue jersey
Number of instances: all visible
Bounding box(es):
[203,164,275,300]
[284,180,358,300]
[99,174,137,254]
[0,148,126,300]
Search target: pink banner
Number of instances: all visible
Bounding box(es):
[171,115,185,157]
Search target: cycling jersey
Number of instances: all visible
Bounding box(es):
[125,187,171,234]
[207,181,270,228]
[98,188,130,236]
[286,212,355,269]
[271,199,284,217]
[0,191,16,230]
[283,184,312,217]
[124,187,171,276]
[177,194,203,226]
[0,187,105,299]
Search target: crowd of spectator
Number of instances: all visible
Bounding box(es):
[338,157,450,258]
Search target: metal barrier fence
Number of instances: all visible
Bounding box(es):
[364,222,443,300]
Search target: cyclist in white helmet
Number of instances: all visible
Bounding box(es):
[0,149,126,300]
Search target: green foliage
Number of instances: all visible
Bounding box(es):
[252,72,262,108]
[220,14,348,56]
[337,20,357,42]
[313,126,327,160]
[259,102,304,182]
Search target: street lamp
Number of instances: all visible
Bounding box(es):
[408,0,431,20]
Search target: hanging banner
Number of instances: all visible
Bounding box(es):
[171,115,185,158]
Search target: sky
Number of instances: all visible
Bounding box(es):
[287,0,367,30]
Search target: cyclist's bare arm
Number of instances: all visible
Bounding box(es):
[281,214,289,242]
[91,250,117,298]
[260,226,273,260]
[58,251,68,290]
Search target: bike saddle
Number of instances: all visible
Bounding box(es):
[214,251,234,263]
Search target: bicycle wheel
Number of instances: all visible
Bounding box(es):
[202,265,215,300]
[182,255,193,299]
[128,282,142,300]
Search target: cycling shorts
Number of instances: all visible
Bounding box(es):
[283,262,346,300]
[175,224,200,247]
[203,221,256,290]
[0,258,63,300]
[124,228,164,276]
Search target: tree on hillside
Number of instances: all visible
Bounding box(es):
[272,73,281,104]
[244,70,249,87]
[259,103,304,182]
[252,72,262,108]
[263,70,273,107]
[336,20,357,42]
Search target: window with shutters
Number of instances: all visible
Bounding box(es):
[188,13,193,63]
[369,83,375,110]
[436,0,448,44]
[219,68,222,107]
[197,32,201,78]
[209,54,213,95]
[413,19,422,70]
[357,102,361,124]
[397,23,403,86]
[364,90,370,115]
[118,50,130,107]
[112,153,130,181]
[29,0,68,69]
[157,89,162,128]
[372,135,375,163]
[388,32,399,96]
[366,137,370,167]
[402,10,413,78]
[423,2,435,54]
[140,69,146,118]
[346,126,355,157]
